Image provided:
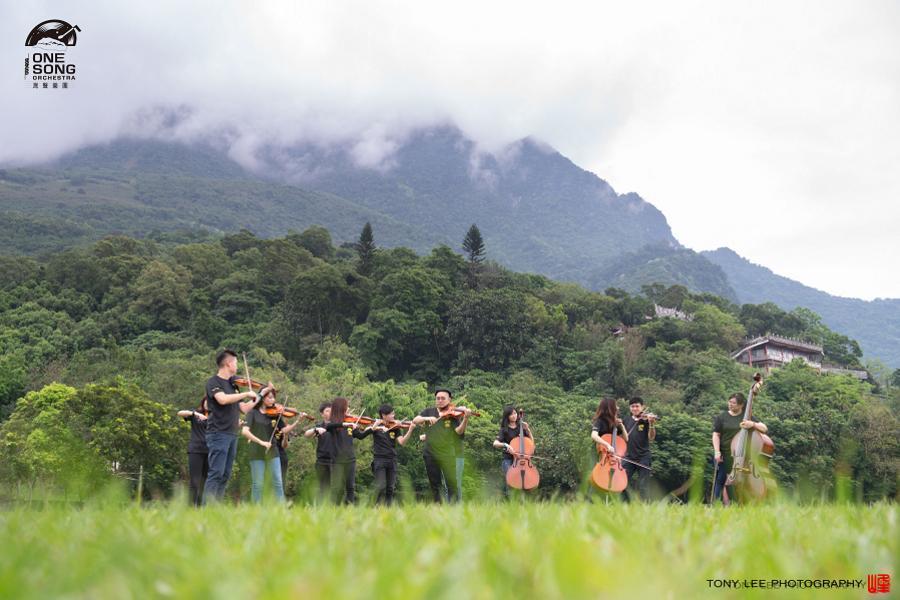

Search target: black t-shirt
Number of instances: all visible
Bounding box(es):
[205,375,241,434]
[622,414,652,460]
[419,407,462,459]
[274,421,288,458]
[591,417,624,438]
[325,421,367,464]
[713,411,759,459]
[497,424,531,445]
[358,426,404,460]
[182,411,209,454]
[243,409,279,461]
[311,421,334,464]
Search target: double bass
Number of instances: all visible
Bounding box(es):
[505,410,539,491]
[726,373,777,500]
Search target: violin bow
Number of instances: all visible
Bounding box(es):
[242,353,261,408]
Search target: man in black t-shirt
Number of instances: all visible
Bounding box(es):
[622,397,656,502]
[202,349,260,503]
[357,403,417,505]
[712,392,767,505]
[412,388,471,503]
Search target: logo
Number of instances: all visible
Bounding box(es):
[867,574,890,594]
[24,19,81,89]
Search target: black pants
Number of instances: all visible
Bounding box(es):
[373,458,398,506]
[315,462,331,504]
[623,455,651,502]
[424,452,458,503]
[331,461,357,505]
[187,452,209,506]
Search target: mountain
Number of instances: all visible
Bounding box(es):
[703,248,900,367]
[3,128,678,287]
[1,127,895,366]
[249,127,677,283]
[587,243,738,302]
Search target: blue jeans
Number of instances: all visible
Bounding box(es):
[203,432,238,504]
[249,457,285,503]
[501,457,513,496]
[712,456,732,504]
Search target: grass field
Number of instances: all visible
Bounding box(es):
[0,501,895,599]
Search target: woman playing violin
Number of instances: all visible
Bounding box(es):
[241,386,285,503]
[324,397,367,504]
[303,402,333,504]
[177,398,209,506]
[412,388,472,503]
[357,403,417,505]
[492,405,534,498]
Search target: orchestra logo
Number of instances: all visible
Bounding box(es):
[23,19,81,89]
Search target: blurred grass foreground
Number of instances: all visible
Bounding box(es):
[0,502,895,599]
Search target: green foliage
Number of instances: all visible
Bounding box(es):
[0,382,183,501]
[0,229,894,502]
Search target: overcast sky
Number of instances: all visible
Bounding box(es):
[3,1,898,300]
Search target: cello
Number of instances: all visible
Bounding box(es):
[726,373,777,501]
[591,421,628,493]
[506,410,539,491]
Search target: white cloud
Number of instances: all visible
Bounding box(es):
[1,0,897,298]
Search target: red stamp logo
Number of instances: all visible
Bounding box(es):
[867,574,890,594]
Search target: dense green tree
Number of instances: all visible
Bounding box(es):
[462,224,485,289]
[294,226,335,260]
[355,222,377,276]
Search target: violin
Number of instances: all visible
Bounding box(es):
[261,404,314,420]
[726,373,777,501]
[377,418,414,432]
[506,411,539,491]
[342,412,377,427]
[591,427,628,493]
[233,377,271,393]
[637,412,660,422]
[437,404,481,419]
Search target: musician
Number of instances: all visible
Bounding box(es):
[303,402,333,504]
[622,397,656,501]
[241,385,285,503]
[492,405,534,497]
[357,403,417,505]
[177,398,209,506]
[590,397,628,459]
[203,349,261,504]
[712,392,768,504]
[324,397,367,504]
[413,388,471,503]
[273,413,303,484]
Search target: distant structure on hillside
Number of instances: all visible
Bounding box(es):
[732,334,867,379]
[653,304,693,321]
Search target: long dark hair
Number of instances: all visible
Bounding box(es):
[593,397,618,429]
[197,397,208,415]
[330,397,349,424]
[499,405,518,437]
